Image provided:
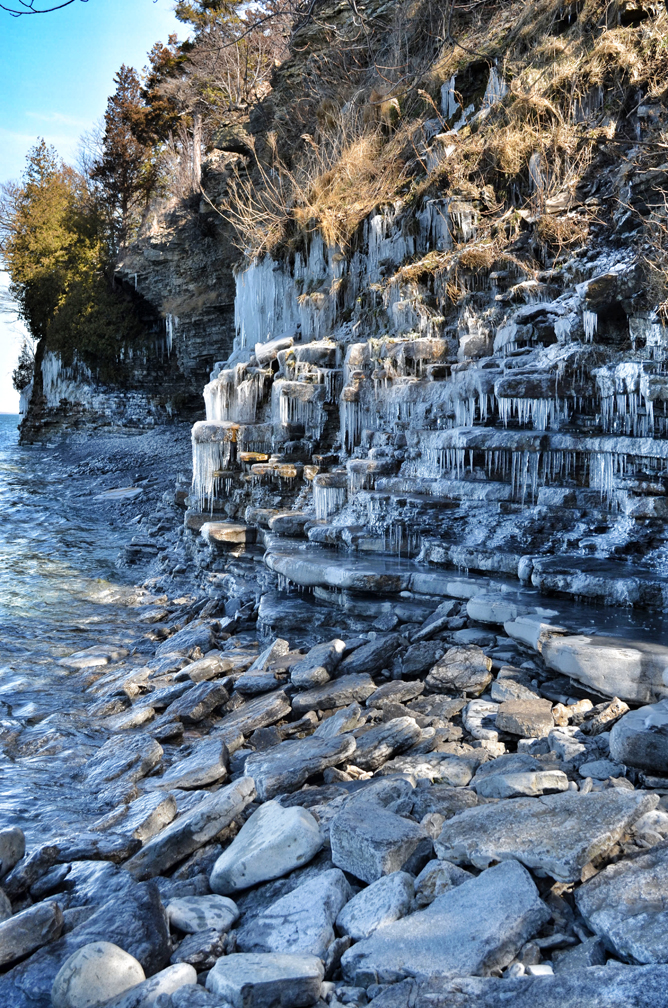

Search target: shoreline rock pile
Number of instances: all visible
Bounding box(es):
[1,610,668,1008]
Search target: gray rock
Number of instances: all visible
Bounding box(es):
[551,936,606,972]
[167,986,225,1008]
[51,941,145,1008]
[367,681,425,707]
[213,690,292,738]
[102,964,197,1007]
[490,678,541,703]
[413,859,473,907]
[292,675,377,715]
[352,718,422,772]
[185,653,234,683]
[338,636,404,677]
[164,682,228,723]
[244,735,357,800]
[609,699,668,774]
[85,734,163,792]
[579,758,625,780]
[166,895,239,933]
[206,952,324,1008]
[313,704,363,739]
[330,801,431,884]
[495,698,554,738]
[0,883,169,1008]
[0,828,25,878]
[576,842,668,963]
[0,887,12,920]
[378,754,477,787]
[125,777,256,880]
[461,700,500,741]
[210,801,322,895]
[237,868,351,957]
[474,770,569,798]
[156,622,217,658]
[365,967,668,1008]
[90,792,177,843]
[4,833,141,899]
[340,859,549,986]
[291,640,346,689]
[0,901,63,967]
[155,738,229,790]
[435,789,657,882]
[336,871,414,939]
[425,647,493,696]
[170,929,226,970]
[470,752,539,783]
[410,786,478,822]
[400,644,444,678]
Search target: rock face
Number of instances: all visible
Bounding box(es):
[576,844,668,964]
[210,801,322,894]
[435,790,657,882]
[340,860,549,985]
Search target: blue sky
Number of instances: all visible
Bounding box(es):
[0,0,185,412]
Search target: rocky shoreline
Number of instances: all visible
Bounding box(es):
[0,431,667,1008]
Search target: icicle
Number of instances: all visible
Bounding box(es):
[583,310,598,343]
[313,483,347,520]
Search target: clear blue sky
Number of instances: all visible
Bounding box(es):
[0,0,185,412]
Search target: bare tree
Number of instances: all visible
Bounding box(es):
[1,0,89,15]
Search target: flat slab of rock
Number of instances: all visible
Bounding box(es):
[338,635,404,677]
[341,859,549,986]
[154,738,229,790]
[352,718,421,771]
[609,698,668,773]
[125,777,256,880]
[210,800,322,895]
[156,622,217,658]
[245,734,357,800]
[58,644,129,669]
[164,681,228,723]
[368,967,668,1008]
[313,703,363,739]
[291,640,346,689]
[330,801,431,884]
[367,681,425,707]
[425,646,493,696]
[576,843,668,963]
[236,868,351,958]
[474,770,569,798]
[85,734,163,792]
[292,675,377,715]
[214,689,292,737]
[336,871,414,940]
[201,522,256,546]
[206,952,324,1008]
[435,789,657,882]
[542,634,668,704]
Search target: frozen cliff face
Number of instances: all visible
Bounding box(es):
[189,166,668,621]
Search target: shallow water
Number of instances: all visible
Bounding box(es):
[0,415,144,844]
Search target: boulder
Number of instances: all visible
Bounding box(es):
[400,644,444,678]
[425,646,493,696]
[206,952,324,1008]
[367,681,425,707]
[576,843,668,963]
[366,967,668,1008]
[495,698,554,738]
[163,682,228,723]
[214,689,292,737]
[156,623,217,658]
[579,758,625,780]
[410,786,478,822]
[154,738,229,790]
[292,675,377,715]
[166,895,239,934]
[313,704,363,739]
[609,699,668,773]
[338,635,404,677]
[100,963,197,1007]
[336,871,414,940]
[330,802,431,884]
[435,789,657,882]
[51,941,145,1008]
[473,770,569,798]
[340,860,549,986]
[290,640,346,689]
[167,986,223,1007]
[244,735,357,800]
[4,833,141,900]
[352,718,422,771]
[413,860,473,907]
[236,868,351,958]
[124,777,256,880]
[0,901,63,967]
[210,801,322,895]
[170,930,225,970]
